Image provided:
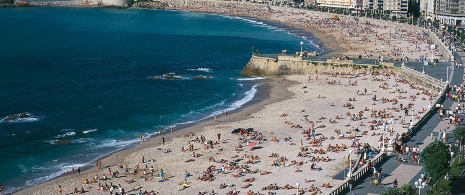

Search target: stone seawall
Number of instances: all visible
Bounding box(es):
[241,55,393,76]
[241,55,447,93]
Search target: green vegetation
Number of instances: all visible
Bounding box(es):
[421,140,451,192]
[427,157,465,194]
[453,127,465,144]
[381,184,416,195]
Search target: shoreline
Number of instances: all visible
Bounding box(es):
[10,5,353,194]
[15,78,297,194]
[9,3,447,194]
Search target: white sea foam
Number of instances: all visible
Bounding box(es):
[225,84,258,111]
[237,77,265,81]
[72,138,95,144]
[221,15,236,20]
[1,117,40,123]
[83,129,97,134]
[208,84,259,117]
[94,138,139,149]
[54,132,76,138]
[187,68,212,72]
[24,162,87,187]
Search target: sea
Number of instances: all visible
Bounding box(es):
[0,7,319,194]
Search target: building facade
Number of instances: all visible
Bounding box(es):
[436,0,465,25]
[319,0,407,15]
[316,0,356,8]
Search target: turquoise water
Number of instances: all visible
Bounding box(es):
[0,7,318,193]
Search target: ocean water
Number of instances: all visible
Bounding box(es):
[0,7,318,193]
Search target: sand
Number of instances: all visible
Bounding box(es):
[20,70,438,195]
[15,3,444,195]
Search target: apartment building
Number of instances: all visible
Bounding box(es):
[320,0,407,15]
[316,0,356,8]
[436,0,465,25]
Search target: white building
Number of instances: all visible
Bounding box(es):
[316,0,356,8]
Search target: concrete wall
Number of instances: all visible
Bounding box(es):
[241,55,392,76]
[101,0,131,6]
[241,55,446,93]
[87,0,132,6]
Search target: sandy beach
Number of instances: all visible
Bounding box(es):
[14,2,448,195]
[19,69,439,194]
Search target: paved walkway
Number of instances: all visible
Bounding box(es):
[382,164,423,187]
[343,64,464,195]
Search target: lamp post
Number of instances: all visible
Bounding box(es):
[348,149,353,178]
[381,122,386,151]
[415,180,426,195]
[296,182,300,194]
[446,65,450,84]
[411,106,415,127]
[422,62,425,74]
[300,41,303,57]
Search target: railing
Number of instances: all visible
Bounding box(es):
[400,66,447,92]
[326,152,387,195]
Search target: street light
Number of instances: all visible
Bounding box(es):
[422,62,425,74]
[411,106,415,127]
[446,65,450,84]
[300,41,303,57]
[414,180,426,195]
[381,122,386,151]
[347,149,353,178]
[296,182,300,194]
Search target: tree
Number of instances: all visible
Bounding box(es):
[381,184,416,195]
[399,184,416,195]
[453,126,465,146]
[421,140,451,183]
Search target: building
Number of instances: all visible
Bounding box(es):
[420,0,437,20]
[319,0,407,16]
[316,0,356,8]
[436,0,465,25]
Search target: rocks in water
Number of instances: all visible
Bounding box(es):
[192,75,212,80]
[147,73,212,80]
[1,112,31,122]
[148,73,183,80]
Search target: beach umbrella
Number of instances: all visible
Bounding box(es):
[231,128,243,134]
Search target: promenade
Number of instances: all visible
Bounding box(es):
[343,58,465,195]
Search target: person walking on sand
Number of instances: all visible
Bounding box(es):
[162,136,165,145]
[77,167,80,175]
[185,171,190,183]
[57,185,62,195]
[217,133,221,142]
[160,169,165,180]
